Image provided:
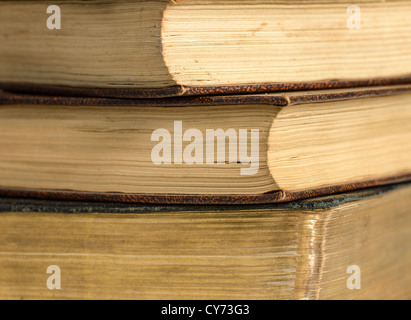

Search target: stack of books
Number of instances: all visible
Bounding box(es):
[0,0,410,300]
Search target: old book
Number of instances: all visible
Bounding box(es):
[0,183,410,300]
[1,0,411,98]
[1,85,411,204]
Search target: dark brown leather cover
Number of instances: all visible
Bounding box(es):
[1,85,411,204]
[2,84,411,107]
[2,75,411,99]
[1,175,411,205]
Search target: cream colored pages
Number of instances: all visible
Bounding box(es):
[0,0,410,89]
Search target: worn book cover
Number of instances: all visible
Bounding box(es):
[1,86,411,204]
[1,0,411,98]
[1,183,410,299]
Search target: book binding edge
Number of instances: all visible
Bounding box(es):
[1,76,411,99]
[1,84,411,107]
[1,174,410,205]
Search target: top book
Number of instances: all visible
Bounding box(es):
[1,0,411,98]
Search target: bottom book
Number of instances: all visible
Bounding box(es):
[0,183,410,300]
